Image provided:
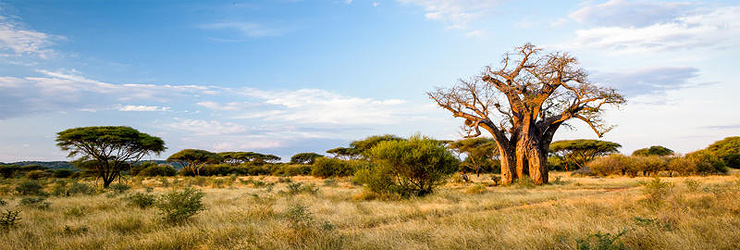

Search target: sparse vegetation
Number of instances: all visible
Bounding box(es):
[156,187,206,224]
[0,173,737,249]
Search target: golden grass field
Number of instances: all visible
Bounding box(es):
[1,172,739,250]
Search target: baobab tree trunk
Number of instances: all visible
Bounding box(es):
[496,142,517,185]
[527,145,549,184]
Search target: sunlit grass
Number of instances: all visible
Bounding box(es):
[1,172,739,249]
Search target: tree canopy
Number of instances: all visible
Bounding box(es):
[218,152,280,165]
[549,139,621,171]
[290,152,324,164]
[632,146,674,157]
[167,149,222,176]
[56,126,165,187]
[429,43,625,184]
[705,136,740,169]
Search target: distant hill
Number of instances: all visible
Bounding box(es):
[0,161,77,171]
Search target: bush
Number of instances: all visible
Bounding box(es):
[127,192,156,209]
[109,183,131,194]
[20,197,50,209]
[16,180,44,196]
[137,165,177,177]
[641,177,674,208]
[24,170,50,180]
[273,165,312,176]
[576,229,628,250]
[53,169,75,178]
[358,135,459,197]
[67,183,95,196]
[587,154,631,176]
[669,151,727,176]
[156,188,206,224]
[311,158,355,178]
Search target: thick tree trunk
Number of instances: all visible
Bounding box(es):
[498,148,517,185]
[527,146,548,184]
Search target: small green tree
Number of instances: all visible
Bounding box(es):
[325,147,361,160]
[549,140,621,171]
[449,137,499,176]
[166,149,222,176]
[362,135,459,197]
[56,126,166,188]
[290,153,324,165]
[632,146,674,157]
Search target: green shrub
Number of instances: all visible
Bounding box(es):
[67,183,95,196]
[137,165,177,177]
[20,197,50,209]
[641,177,674,208]
[156,188,206,224]
[24,170,50,180]
[273,164,312,176]
[284,182,320,195]
[53,169,75,178]
[127,192,156,209]
[359,135,459,197]
[576,229,628,250]
[16,180,45,196]
[668,151,727,176]
[109,183,131,194]
[311,158,354,178]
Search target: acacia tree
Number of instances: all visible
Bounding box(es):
[449,137,499,176]
[167,149,222,176]
[549,139,621,171]
[632,146,674,157]
[56,126,166,188]
[429,44,625,184]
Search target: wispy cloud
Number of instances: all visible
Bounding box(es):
[567,2,740,53]
[118,105,170,112]
[0,15,63,59]
[595,67,703,97]
[396,0,502,30]
[199,21,282,38]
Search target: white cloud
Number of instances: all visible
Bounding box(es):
[396,0,502,30]
[0,16,63,58]
[568,3,740,53]
[569,0,695,28]
[237,88,416,125]
[165,119,247,136]
[118,105,170,112]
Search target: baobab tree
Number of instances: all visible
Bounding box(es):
[429,44,625,184]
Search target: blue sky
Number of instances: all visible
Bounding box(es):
[1,0,739,162]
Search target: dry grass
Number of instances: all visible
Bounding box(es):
[1,172,739,250]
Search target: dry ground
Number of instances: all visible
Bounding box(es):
[1,172,739,250]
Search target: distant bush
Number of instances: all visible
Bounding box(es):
[311,158,355,178]
[109,183,130,194]
[127,192,156,209]
[137,165,177,177]
[0,165,20,178]
[273,164,312,176]
[156,188,206,224]
[357,135,459,197]
[16,180,44,196]
[67,183,95,196]
[587,154,631,176]
[24,170,50,180]
[20,197,50,209]
[668,150,727,176]
[53,169,75,178]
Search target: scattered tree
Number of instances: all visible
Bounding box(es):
[549,139,621,171]
[218,152,280,165]
[429,44,625,184]
[290,153,324,165]
[326,147,361,160]
[56,126,166,188]
[449,137,499,176]
[167,149,222,176]
[632,146,674,157]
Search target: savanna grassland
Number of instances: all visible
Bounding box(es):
[1,172,740,250]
